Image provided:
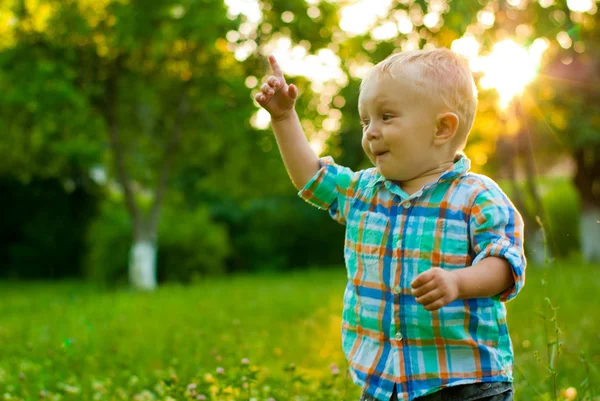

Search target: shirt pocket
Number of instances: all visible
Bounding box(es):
[418,212,469,271]
[352,211,390,272]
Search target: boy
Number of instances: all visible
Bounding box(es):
[254,48,526,401]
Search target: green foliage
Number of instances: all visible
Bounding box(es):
[83,197,132,287]
[84,196,230,286]
[158,202,230,283]
[0,264,599,400]
[542,180,582,259]
[0,43,104,180]
[1,0,598,280]
[213,196,345,273]
[498,177,582,260]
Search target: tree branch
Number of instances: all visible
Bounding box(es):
[105,58,140,235]
[148,90,189,234]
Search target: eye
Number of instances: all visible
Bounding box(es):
[382,113,393,121]
[361,119,370,129]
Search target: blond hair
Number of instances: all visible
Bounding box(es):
[361,48,478,151]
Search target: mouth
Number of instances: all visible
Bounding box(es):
[373,150,389,158]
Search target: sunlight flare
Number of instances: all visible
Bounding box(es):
[339,0,394,36]
[478,39,549,110]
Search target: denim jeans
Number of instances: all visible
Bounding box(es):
[360,382,514,401]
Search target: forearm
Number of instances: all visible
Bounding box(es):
[271,109,320,190]
[454,256,514,299]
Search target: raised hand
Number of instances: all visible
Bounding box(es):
[255,55,299,122]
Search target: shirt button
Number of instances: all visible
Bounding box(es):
[392,286,401,294]
[502,240,511,247]
[402,202,411,209]
[394,333,403,341]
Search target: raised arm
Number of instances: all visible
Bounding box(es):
[254,55,320,190]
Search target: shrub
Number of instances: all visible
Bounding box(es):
[215,196,345,273]
[542,179,581,259]
[158,202,230,283]
[83,197,132,287]
[84,196,230,286]
[498,177,581,261]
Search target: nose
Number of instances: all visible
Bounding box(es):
[365,124,381,141]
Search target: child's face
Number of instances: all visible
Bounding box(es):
[359,65,442,182]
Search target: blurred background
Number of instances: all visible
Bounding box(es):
[0,0,599,400]
[0,0,598,287]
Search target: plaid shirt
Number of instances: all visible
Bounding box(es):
[298,155,526,401]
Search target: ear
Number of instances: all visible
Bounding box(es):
[433,112,459,146]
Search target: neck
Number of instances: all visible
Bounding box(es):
[393,159,455,196]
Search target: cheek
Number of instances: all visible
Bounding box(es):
[389,130,425,153]
[361,135,376,163]
[361,134,369,154]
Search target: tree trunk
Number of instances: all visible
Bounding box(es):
[103,63,188,290]
[573,148,600,263]
[129,229,158,291]
[580,207,600,263]
[127,95,187,290]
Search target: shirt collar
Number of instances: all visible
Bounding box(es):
[366,154,471,197]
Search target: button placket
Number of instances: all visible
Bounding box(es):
[394,197,411,346]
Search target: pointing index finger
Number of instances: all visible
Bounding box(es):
[268,55,286,81]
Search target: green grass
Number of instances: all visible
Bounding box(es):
[1,263,599,401]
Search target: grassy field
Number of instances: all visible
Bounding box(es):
[0,263,599,401]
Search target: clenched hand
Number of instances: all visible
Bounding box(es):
[410,267,460,311]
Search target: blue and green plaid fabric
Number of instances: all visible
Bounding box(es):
[298,155,526,401]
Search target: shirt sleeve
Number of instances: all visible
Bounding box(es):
[469,184,527,302]
[297,156,361,225]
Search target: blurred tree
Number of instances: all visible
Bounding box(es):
[0,0,286,288]
[517,3,599,261]
[1,0,597,282]
[536,49,600,262]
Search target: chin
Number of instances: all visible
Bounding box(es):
[377,167,399,180]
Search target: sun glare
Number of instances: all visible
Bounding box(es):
[251,108,271,130]
[224,0,262,23]
[339,0,394,36]
[566,0,595,13]
[260,37,347,87]
[478,39,549,110]
[309,139,325,156]
[451,35,481,63]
